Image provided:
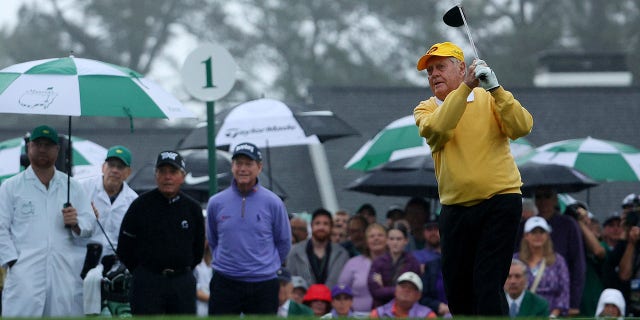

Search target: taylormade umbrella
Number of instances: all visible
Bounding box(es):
[206,98,357,150]
[345,115,534,171]
[520,136,640,182]
[0,135,107,183]
[127,149,287,204]
[177,107,358,150]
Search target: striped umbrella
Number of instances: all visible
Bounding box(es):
[521,136,640,182]
[0,56,194,119]
[345,115,534,171]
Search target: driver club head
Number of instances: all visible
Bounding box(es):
[443,5,465,27]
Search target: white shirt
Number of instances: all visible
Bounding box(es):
[0,167,93,317]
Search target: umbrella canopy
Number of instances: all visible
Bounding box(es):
[127,149,288,205]
[0,56,195,119]
[345,115,535,171]
[346,155,596,199]
[0,135,107,183]
[192,98,357,150]
[345,155,439,198]
[518,162,598,197]
[0,56,195,203]
[519,136,640,182]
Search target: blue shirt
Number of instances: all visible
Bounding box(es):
[206,179,291,281]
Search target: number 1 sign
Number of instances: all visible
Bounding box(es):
[181,42,237,102]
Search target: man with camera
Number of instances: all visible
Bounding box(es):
[604,193,640,316]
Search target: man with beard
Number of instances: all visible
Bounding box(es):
[287,208,349,288]
[0,125,94,317]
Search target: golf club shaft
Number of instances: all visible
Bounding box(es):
[457,5,480,60]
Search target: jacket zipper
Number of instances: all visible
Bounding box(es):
[241,196,246,218]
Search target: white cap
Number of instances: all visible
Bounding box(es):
[396,271,423,291]
[291,276,309,290]
[622,193,639,208]
[524,216,552,233]
[595,288,625,317]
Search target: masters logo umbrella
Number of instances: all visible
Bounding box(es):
[0,56,194,120]
[0,56,195,202]
[519,136,640,182]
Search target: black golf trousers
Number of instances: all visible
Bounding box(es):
[209,271,279,315]
[439,193,522,316]
[129,267,196,315]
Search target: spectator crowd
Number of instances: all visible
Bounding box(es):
[0,124,638,319]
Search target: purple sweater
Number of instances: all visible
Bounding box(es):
[368,252,421,308]
[516,213,585,309]
[206,179,291,281]
[338,255,374,312]
[514,252,570,314]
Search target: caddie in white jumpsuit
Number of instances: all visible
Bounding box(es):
[0,125,93,317]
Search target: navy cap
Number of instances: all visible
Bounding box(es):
[424,213,439,228]
[156,150,185,171]
[232,142,262,161]
[331,284,353,298]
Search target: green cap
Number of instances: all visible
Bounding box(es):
[30,125,59,144]
[106,145,132,167]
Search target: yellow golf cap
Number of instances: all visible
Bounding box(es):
[416,42,464,71]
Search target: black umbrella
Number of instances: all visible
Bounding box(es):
[345,155,439,198]
[518,162,598,197]
[127,149,288,204]
[175,102,359,150]
[345,156,598,199]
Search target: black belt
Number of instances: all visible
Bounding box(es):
[145,266,191,277]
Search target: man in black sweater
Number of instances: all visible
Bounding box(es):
[117,150,204,315]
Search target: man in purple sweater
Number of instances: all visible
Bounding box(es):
[206,142,292,315]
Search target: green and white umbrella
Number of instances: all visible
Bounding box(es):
[0,56,194,119]
[0,56,194,202]
[345,115,534,171]
[0,136,107,183]
[521,136,640,182]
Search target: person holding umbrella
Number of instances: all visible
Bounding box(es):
[0,125,94,317]
[414,42,533,316]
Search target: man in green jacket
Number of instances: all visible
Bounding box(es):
[505,259,549,317]
[277,268,313,317]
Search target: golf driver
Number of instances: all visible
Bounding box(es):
[443,3,485,79]
[443,4,480,60]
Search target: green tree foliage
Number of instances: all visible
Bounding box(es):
[1,0,639,100]
[0,0,200,74]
